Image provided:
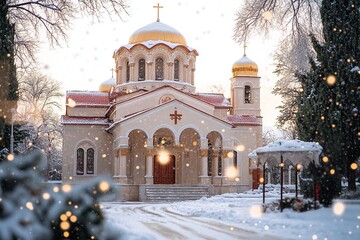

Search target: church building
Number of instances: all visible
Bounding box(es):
[61,7,263,201]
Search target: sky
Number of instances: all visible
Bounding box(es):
[38,0,282,128]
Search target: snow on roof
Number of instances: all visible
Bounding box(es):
[66,91,110,107]
[195,93,232,108]
[119,40,195,53]
[227,115,262,126]
[100,77,116,86]
[61,115,110,126]
[250,140,322,156]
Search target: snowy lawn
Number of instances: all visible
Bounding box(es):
[103,192,360,240]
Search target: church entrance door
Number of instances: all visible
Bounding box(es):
[153,154,175,184]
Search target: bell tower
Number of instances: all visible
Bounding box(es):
[230,50,261,116]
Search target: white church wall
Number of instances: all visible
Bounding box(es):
[67,107,108,117]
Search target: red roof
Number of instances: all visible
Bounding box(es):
[66,91,110,107]
[227,115,262,126]
[194,93,232,108]
[61,115,110,126]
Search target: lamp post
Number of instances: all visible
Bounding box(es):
[10,108,16,154]
[295,164,302,199]
[262,161,267,204]
[279,154,284,212]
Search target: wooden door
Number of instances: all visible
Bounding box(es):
[153,155,175,184]
[252,168,262,189]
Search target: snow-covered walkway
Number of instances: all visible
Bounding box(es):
[103,194,360,240]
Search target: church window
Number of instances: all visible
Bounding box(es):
[155,57,164,80]
[76,148,84,175]
[86,148,95,174]
[245,85,252,103]
[126,61,130,83]
[174,59,179,81]
[138,58,145,81]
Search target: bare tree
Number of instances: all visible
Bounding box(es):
[16,71,63,180]
[4,0,129,65]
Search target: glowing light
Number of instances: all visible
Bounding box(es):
[66,211,72,217]
[227,152,234,158]
[95,137,99,141]
[7,154,14,161]
[221,129,225,133]
[70,215,77,223]
[326,75,336,85]
[42,193,50,200]
[249,205,263,218]
[136,165,140,170]
[64,231,69,238]
[331,124,336,128]
[230,227,234,231]
[60,221,70,230]
[236,145,245,152]
[296,164,303,171]
[264,225,269,230]
[312,235,318,240]
[320,116,325,120]
[67,98,76,107]
[322,156,329,163]
[192,141,198,146]
[158,151,170,165]
[262,11,272,20]
[350,163,358,170]
[330,169,335,175]
[60,214,68,221]
[279,162,284,168]
[102,154,107,158]
[201,120,204,124]
[99,181,110,192]
[186,163,190,167]
[62,184,72,193]
[259,177,264,183]
[333,201,346,216]
[225,166,237,178]
[26,202,34,211]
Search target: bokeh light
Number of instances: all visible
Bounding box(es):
[158,151,170,165]
[7,154,14,161]
[332,201,345,216]
[42,192,50,200]
[236,145,245,152]
[99,180,110,192]
[350,162,358,170]
[62,184,72,193]
[67,98,76,107]
[26,202,34,211]
[330,169,335,175]
[322,156,329,163]
[326,75,336,85]
[227,152,234,158]
[262,11,272,20]
[249,205,263,218]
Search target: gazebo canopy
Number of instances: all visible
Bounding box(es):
[249,140,323,167]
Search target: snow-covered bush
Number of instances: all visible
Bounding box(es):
[263,197,318,213]
[0,149,121,240]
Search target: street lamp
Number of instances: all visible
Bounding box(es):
[295,164,302,198]
[10,108,16,154]
[279,154,284,212]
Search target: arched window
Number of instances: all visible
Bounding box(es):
[245,85,252,103]
[174,59,179,81]
[76,148,84,175]
[233,151,238,169]
[126,61,130,83]
[86,148,95,174]
[138,58,145,81]
[155,57,164,80]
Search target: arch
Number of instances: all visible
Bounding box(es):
[174,59,180,81]
[125,128,150,139]
[177,124,204,141]
[150,124,177,143]
[244,85,252,103]
[155,57,164,80]
[138,58,146,81]
[153,128,175,148]
[180,128,201,184]
[207,131,223,176]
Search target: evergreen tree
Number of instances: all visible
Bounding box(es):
[296,0,360,191]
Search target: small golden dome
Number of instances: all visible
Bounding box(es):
[99,77,115,92]
[232,55,258,77]
[129,21,187,45]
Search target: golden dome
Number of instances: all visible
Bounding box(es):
[232,55,258,77]
[99,77,115,92]
[129,21,187,45]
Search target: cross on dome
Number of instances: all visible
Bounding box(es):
[153,3,163,22]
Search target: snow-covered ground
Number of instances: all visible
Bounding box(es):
[103,192,360,240]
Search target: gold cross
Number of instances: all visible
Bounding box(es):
[170,110,182,124]
[153,3,163,22]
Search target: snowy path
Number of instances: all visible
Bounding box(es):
[103,202,284,240]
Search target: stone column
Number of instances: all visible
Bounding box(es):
[222,150,233,184]
[113,148,128,184]
[146,62,153,80]
[129,63,135,82]
[212,151,222,184]
[145,149,154,184]
[167,62,173,80]
[288,166,292,185]
[199,149,211,184]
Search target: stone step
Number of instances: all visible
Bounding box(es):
[144,185,210,202]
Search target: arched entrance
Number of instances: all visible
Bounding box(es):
[179,128,200,184]
[207,131,223,177]
[128,129,147,185]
